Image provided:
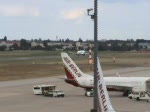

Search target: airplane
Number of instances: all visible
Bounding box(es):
[61,52,150,96]
[76,50,86,56]
[97,57,116,112]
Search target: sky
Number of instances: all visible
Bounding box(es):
[0,0,150,41]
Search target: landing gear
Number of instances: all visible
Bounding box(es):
[85,88,93,97]
[129,96,132,99]
[136,97,140,101]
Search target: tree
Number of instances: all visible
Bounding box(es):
[20,39,31,50]
[38,38,42,42]
[98,42,109,51]
[121,43,128,51]
[65,38,70,42]
[12,43,20,50]
[134,43,139,51]
[4,36,7,41]
[43,41,48,48]
[62,39,64,42]
[0,46,6,51]
[78,38,83,42]
[111,41,121,51]
[31,45,43,50]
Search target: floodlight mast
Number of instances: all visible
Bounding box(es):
[88,0,98,112]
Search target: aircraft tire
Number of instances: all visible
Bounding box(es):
[136,97,140,101]
[129,96,132,99]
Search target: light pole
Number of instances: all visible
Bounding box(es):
[88,0,98,112]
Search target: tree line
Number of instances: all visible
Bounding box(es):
[0,36,150,51]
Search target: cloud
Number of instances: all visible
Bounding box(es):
[33,11,40,17]
[61,8,86,20]
[0,0,150,40]
[101,0,150,4]
[0,5,40,16]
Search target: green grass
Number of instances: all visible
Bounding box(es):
[0,50,62,58]
[98,51,150,59]
[0,51,150,81]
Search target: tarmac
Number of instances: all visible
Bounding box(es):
[0,67,150,112]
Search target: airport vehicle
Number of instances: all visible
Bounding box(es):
[43,90,64,97]
[128,86,150,102]
[97,57,116,112]
[86,89,94,97]
[61,52,150,96]
[76,50,86,55]
[128,92,150,102]
[33,84,55,95]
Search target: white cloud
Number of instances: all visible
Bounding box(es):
[33,11,40,17]
[0,5,40,16]
[0,0,150,40]
[61,8,86,20]
[29,7,41,17]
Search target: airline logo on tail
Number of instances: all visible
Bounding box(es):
[97,72,108,111]
[63,57,82,77]
[61,52,93,88]
[97,58,116,112]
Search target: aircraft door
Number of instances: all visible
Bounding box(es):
[146,79,150,92]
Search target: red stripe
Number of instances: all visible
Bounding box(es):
[63,65,93,89]
[64,66,74,79]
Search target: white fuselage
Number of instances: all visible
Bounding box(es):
[61,52,150,94]
[77,75,149,90]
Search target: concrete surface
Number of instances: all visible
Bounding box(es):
[0,67,150,112]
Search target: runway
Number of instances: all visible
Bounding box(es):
[0,67,150,112]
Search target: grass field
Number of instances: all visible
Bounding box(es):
[0,50,150,81]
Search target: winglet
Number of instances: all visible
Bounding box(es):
[97,57,116,112]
